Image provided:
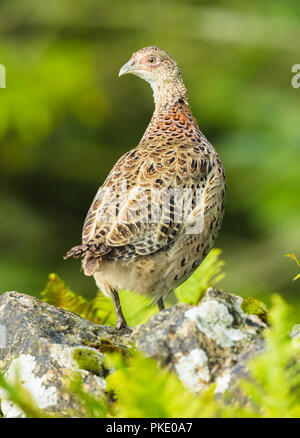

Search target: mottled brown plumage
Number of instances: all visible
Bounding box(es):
[64,46,226,329]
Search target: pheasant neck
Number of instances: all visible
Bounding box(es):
[152,77,188,114]
[141,82,197,145]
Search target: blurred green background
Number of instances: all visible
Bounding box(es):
[0,0,299,314]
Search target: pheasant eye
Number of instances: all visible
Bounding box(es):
[148,57,156,64]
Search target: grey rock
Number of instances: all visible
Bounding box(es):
[0,291,131,417]
[132,288,267,393]
[0,288,267,417]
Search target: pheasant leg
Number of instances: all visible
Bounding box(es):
[110,289,131,330]
[157,297,165,312]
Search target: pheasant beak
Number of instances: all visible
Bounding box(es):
[119,59,136,77]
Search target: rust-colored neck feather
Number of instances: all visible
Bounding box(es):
[141,99,201,146]
[140,75,201,145]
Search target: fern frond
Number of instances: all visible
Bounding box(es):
[41,273,114,325]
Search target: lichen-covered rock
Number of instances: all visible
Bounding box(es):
[132,288,267,393]
[0,292,131,417]
[0,288,267,417]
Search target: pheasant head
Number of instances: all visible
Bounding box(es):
[119,46,188,110]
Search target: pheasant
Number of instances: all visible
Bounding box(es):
[64,46,226,330]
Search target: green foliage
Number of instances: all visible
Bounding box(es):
[0,43,107,148]
[41,273,115,325]
[105,350,220,418]
[117,291,158,327]
[175,249,225,304]
[41,273,158,327]
[68,375,108,418]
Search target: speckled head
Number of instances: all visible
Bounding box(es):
[119,46,187,108]
[119,46,181,82]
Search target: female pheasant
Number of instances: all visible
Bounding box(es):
[64,46,226,330]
